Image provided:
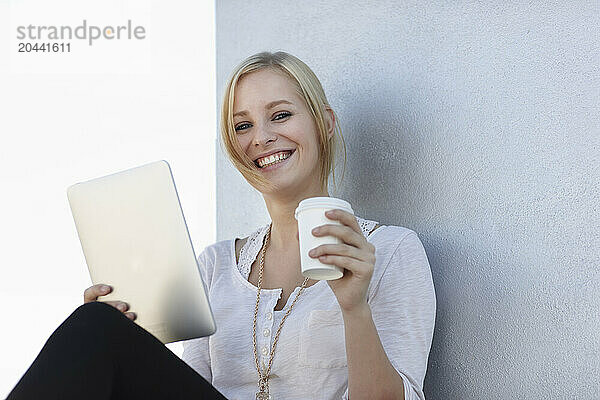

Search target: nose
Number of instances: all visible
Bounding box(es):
[251,123,277,147]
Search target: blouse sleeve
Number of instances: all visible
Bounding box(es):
[342,230,437,400]
[181,247,213,383]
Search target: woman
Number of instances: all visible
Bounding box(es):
[7,51,436,400]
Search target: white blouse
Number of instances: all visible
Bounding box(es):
[182,216,436,400]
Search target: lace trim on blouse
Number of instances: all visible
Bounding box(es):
[237,215,379,280]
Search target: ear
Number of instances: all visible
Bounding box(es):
[324,105,335,140]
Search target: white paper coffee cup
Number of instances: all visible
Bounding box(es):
[295,197,354,280]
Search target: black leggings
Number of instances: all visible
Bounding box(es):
[6,301,228,400]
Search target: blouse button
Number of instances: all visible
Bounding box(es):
[263,328,270,337]
[266,312,273,320]
[261,346,269,356]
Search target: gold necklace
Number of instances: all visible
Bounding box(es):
[253,223,309,400]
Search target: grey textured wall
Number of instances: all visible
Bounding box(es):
[215,2,599,398]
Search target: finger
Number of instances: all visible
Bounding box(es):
[124,312,137,321]
[308,243,366,262]
[324,209,361,234]
[83,284,112,303]
[103,300,129,312]
[317,255,373,278]
[312,224,364,248]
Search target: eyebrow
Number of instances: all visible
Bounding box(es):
[233,99,294,118]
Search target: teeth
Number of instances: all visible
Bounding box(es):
[257,151,291,168]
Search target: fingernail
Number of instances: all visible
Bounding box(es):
[101,285,109,292]
[312,227,320,234]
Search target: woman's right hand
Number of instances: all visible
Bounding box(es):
[83,284,137,321]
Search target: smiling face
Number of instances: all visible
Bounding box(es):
[233,68,326,195]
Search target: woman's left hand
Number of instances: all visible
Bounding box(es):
[308,209,376,313]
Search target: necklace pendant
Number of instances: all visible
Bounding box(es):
[256,390,272,400]
[256,378,271,400]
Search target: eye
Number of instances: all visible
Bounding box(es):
[273,111,291,121]
[235,123,251,132]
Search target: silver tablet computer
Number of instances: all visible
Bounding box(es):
[67,160,216,344]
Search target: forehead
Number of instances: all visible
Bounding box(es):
[233,69,300,110]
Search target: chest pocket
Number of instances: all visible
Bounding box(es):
[298,309,347,369]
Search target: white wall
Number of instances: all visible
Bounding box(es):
[0,0,215,397]
[215,1,599,398]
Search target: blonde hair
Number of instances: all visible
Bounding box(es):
[219,51,346,194]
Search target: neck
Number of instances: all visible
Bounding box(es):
[262,186,330,254]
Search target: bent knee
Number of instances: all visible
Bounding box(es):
[47,301,130,348]
[71,301,126,326]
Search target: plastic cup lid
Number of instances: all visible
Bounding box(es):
[294,197,354,219]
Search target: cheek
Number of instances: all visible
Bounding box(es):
[293,134,320,162]
[234,138,253,163]
[236,135,251,151]
[290,127,316,150]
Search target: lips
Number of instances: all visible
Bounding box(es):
[255,149,295,170]
[254,149,295,168]
[254,149,294,163]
